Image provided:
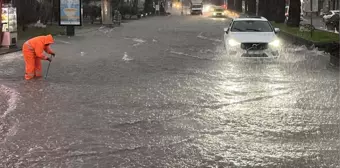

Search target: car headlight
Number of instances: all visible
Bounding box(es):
[228,39,240,46]
[213,12,216,15]
[269,40,280,47]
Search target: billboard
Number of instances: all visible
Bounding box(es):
[59,0,82,26]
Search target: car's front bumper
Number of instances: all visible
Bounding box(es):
[212,12,225,17]
[228,47,280,58]
[191,10,202,14]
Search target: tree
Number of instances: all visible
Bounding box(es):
[15,0,40,31]
[258,0,267,17]
[83,0,92,4]
[287,0,301,27]
[227,0,234,10]
[256,0,284,21]
[244,0,248,13]
[38,0,53,24]
[246,0,256,15]
[273,0,286,23]
[234,0,242,12]
[144,0,153,13]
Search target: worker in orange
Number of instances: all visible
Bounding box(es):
[22,34,55,80]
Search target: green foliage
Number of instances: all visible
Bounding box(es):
[272,22,339,42]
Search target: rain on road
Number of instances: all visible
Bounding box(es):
[0,12,339,168]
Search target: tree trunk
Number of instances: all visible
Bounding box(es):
[15,0,40,30]
[227,0,234,10]
[235,0,242,12]
[287,0,301,27]
[274,0,286,23]
[266,0,275,21]
[258,0,267,17]
[245,0,248,13]
[247,0,256,15]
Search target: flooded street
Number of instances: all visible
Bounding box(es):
[0,12,339,167]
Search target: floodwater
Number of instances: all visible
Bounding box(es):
[0,11,339,168]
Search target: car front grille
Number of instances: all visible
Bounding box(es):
[241,43,268,50]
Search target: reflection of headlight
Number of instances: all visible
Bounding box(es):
[269,40,280,47]
[228,39,240,46]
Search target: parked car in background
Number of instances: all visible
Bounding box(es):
[325,13,339,31]
[212,7,225,17]
[323,10,340,22]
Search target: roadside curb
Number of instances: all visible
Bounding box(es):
[0,25,104,56]
[278,30,339,48]
[0,47,21,55]
[0,13,169,56]
[0,31,62,56]
[330,55,339,67]
[278,30,339,67]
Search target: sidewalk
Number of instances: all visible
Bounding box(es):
[0,13,162,56]
[0,47,21,55]
[0,24,64,55]
[0,24,109,56]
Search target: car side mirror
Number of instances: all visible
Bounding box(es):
[224,27,229,34]
[274,28,280,33]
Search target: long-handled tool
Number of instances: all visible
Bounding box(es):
[45,55,54,79]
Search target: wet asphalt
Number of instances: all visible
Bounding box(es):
[0,10,339,168]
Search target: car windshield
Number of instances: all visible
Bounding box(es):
[231,20,273,32]
[215,9,224,12]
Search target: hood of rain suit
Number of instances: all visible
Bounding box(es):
[44,34,54,45]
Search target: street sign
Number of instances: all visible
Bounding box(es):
[304,0,318,12]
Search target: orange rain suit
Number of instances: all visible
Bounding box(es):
[22,34,55,80]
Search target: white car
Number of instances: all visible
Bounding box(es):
[323,10,340,22]
[223,16,281,58]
